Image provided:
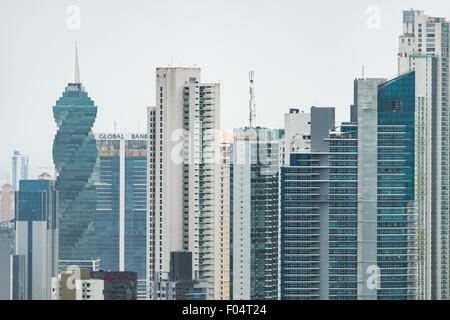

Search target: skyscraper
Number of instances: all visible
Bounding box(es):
[277,8,450,301]
[355,75,417,300]
[230,127,283,300]
[13,179,59,300]
[280,107,335,300]
[0,224,13,300]
[280,75,419,300]
[398,9,450,300]
[218,133,231,300]
[53,44,98,265]
[94,132,147,299]
[147,68,221,299]
[12,151,29,192]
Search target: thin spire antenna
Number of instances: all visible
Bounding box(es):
[249,70,256,128]
[73,42,80,83]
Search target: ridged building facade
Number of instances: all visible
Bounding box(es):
[53,45,98,263]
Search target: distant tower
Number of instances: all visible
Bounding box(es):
[21,155,29,182]
[11,151,20,191]
[248,71,256,128]
[52,43,98,262]
[0,184,14,222]
[12,151,29,191]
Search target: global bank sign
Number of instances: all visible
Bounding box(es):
[95,133,147,140]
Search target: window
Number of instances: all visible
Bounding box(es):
[388,100,402,113]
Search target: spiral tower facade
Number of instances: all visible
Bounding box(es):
[53,46,98,261]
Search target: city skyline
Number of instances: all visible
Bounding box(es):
[1,2,450,303]
[2,0,450,181]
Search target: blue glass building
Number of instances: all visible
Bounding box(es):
[280,72,418,300]
[13,179,59,300]
[327,122,359,300]
[230,127,284,300]
[280,107,336,300]
[52,46,98,262]
[376,72,416,299]
[94,133,147,299]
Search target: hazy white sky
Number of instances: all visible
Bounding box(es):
[1,0,449,182]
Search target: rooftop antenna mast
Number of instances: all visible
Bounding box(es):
[73,42,80,83]
[249,70,256,128]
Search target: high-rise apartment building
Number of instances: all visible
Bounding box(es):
[53,45,98,264]
[280,107,335,300]
[280,75,418,300]
[94,132,147,299]
[13,179,59,300]
[218,134,231,300]
[354,76,417,300]
[12,151,29,191]
[230,127,283,300]
[0,225,13,300]
[278,9,449,301]
[1,184,14,222]
[147,67,221,299]
[398,9,450,300]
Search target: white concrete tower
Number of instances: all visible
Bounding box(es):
[282,108,311,165]
[147,68,221,299]
[398,9,450,300]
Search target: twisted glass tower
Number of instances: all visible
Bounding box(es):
[53,44,98,261]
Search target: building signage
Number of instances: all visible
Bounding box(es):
[95,133,147,140]
[66,85,79,91]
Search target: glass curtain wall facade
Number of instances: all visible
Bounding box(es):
[53,82,98,262]
[95,133,147,299]
[280,122,359,300]
[280,74,418,300]
[326,123,359,300]
[280,107,335,300]
[95,148,119,271]
[14,180,59,300]
[376,72,417,299]
[280,153,328,300]
[230,127,283,300]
